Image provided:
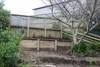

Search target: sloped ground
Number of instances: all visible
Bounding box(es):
[20,45,100,67]
[20,50,82,67]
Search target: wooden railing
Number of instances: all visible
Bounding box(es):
[64,31,100,43]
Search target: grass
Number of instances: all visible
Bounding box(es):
[18,62,34,67]
[84,57,100,64]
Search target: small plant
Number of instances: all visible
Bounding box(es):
[70,42,88,53]
[85,57,100,65]
[89,42,100,53]
[70,44,78,53]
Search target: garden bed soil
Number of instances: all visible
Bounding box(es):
[20,37,100,67]
[20,46,100,67]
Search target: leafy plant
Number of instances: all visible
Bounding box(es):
[0,6,22,67]
[0,29,11,43]
[0,7,11,30]
[89,42,100,53]
[70,42,88,53]
[0,29,22,67]
[85,57,100,65]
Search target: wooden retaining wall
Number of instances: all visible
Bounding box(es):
[20,38,72,51]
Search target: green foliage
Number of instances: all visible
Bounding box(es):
[85,57,100,65]
[0,29,11,43]
[70,44,78,53]
[0,29,22,67]
[0,7,21,67]
[70,42,88,53]
[70,42,100,54]
[0,7,11,30]
[62,31,70,39]
[89,42,100,53]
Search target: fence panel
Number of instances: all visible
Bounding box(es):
[11,14,62,38]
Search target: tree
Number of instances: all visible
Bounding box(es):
[0,2,21,66]
[45,0,100,45]
[0,0,10,30]
[0,7,11,30]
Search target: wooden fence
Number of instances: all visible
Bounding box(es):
[10,14,64,38]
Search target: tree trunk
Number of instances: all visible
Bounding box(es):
[72,32,77,45]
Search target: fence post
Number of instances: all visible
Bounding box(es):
[44,20,47,37]
[37,39,40,51]
[55,40,57,51]
[27,16,30,37]
[60,22,63,39]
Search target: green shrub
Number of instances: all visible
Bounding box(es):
[70,44,78,53]
[0,29,22,67]
[0,42,19,67]
[0,29,11,43]
[0,7,11,30]
[70,42,88,53]
[85,57,100,64]
[0,6,21,67]
[89,42,100,53]
[70,42,100,53]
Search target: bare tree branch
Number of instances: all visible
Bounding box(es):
[47,0,100,45]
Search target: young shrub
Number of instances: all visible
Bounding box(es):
[90,42,100,53]
[70,44,78,53]
[77,42,88,53]
[70,42,88,53]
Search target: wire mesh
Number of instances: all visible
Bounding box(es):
[11,14,61,30]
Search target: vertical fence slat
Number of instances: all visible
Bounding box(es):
[44,20,47,37]
[55,40,57,51]
[27,16,30,37]
[60,22,63,39]
[37,39,40,51]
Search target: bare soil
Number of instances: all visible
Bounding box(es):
[20,45,100,67]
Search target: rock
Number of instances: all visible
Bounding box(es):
[45,64,56,67]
